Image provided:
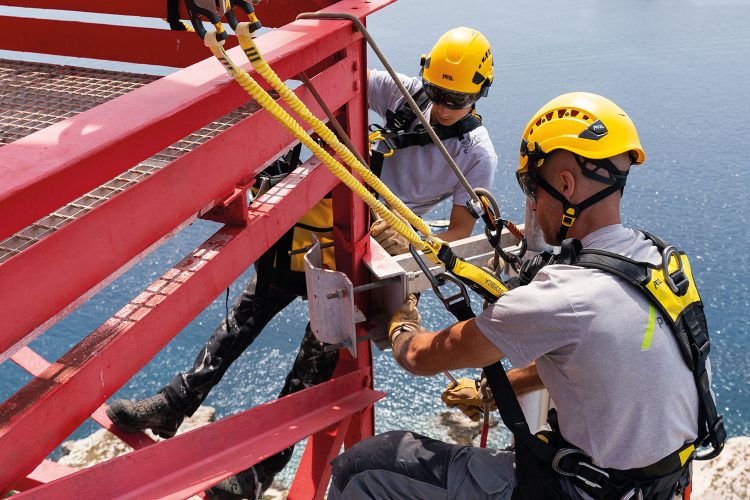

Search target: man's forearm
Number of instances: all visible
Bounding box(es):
[390,320,505,376]
[391,329,418,372]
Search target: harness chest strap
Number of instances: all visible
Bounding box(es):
[369,88,483,176]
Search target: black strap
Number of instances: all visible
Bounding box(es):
[166,0,188,30]
[383,113,482,150]
[370,150,385,179]
[432,280,560,496]
[376,86,482,152]
[384,87,430,132]
[444,297,475,322]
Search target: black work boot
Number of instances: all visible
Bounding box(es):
[206,466,267,500]
[106,393,184,439]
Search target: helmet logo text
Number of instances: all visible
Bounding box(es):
[442,74,454,81]
[578,119,608,141]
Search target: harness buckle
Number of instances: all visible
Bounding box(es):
[661,246,689,296]
[696,337,710,360]
[620,488,644,500]
[561,206,579,227]
[552,448,609,489]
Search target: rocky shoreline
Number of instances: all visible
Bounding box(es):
[47,406,748,499]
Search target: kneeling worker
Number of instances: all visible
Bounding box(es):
[329,92,724,499]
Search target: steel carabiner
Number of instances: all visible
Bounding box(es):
[409,244,473,319]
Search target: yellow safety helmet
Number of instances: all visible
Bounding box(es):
[420,27,493,108]
[518,92,645,174]
[516,92,646,242]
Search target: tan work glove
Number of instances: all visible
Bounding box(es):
[441,376,497,422]
[388,293,422,345]
[371,216,410,256]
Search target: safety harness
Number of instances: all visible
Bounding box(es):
[368,87,483,177]
[481,231,725,500]
[253,144,336,297]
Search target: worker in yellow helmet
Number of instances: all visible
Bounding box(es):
[329,93,724,499]
[369,27,497,252]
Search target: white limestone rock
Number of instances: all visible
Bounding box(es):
[692,436,750,499]
[58,406,216,469]
[438,410,498,447]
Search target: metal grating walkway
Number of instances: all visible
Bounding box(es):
[0,59,261,264]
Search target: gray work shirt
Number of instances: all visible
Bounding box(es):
[475,224,700,470]
[368,69,497,216]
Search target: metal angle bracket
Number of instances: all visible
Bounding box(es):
[361,237,409,351]
[304,240,363,357]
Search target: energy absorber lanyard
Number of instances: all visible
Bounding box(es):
[434,243,508,303]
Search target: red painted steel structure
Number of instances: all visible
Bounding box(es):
[0,0,394,496]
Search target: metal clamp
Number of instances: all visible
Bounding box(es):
[485,219,527,272]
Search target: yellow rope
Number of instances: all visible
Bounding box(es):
[203,32,437,254]
[235,24,435,244]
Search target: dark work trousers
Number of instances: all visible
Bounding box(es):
[161,273,339,491]
[329,430,519,499]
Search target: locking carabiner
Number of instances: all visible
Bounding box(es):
[409,244,475,321]
[368,125,395,157]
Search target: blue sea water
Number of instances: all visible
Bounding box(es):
[1,0,749,485]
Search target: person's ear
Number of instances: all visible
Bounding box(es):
[559,170,576,198]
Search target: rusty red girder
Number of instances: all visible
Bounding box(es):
[0,156,339,490]
[0,16,236,68]
[12,369,384,499]
[11,461,78,491]
[11,347,156,450]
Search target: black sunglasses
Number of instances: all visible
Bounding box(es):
[516,169,538,202]
[422,81,479,110]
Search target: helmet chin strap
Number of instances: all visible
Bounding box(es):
[536,156,628,242]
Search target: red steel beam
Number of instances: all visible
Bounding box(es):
[14,370,384,499]
[0,17,233,67]
[331,39,377,449]
[11,347,156,450]
[288,416,353,499]
[12,461,77,491]
[0,0,394,241]
[0,0,338,28]
[0,157,340,491]
[0,52,358,361]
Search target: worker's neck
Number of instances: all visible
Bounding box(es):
[568,213,621,241]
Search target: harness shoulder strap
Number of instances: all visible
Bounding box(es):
[384,87,430,132]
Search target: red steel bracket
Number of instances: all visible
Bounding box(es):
[200,179,254,227]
